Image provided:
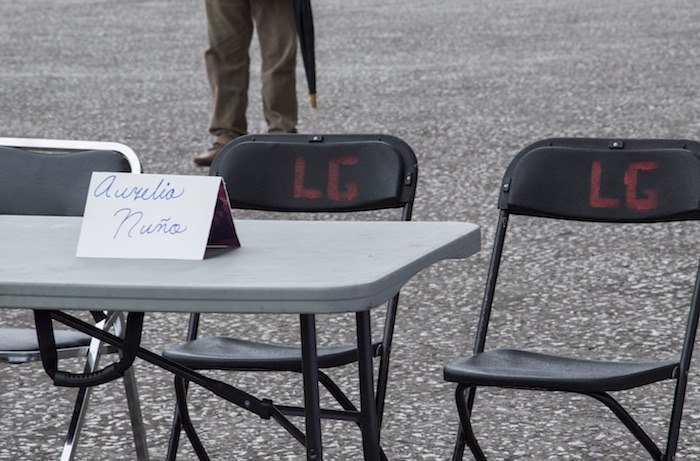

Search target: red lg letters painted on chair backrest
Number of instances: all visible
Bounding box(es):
[294,155,359,201]
[589,160,659,211]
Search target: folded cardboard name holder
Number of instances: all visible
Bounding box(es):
[77,172,240,260]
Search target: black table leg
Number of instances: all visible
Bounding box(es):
[356,311,381,461]
[300,314,323,461]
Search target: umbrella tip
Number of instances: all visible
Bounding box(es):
[310,93,317,109]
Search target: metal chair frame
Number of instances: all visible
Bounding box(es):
[0,137,148,461]
[445,138,700,461]
[163,133,418,460]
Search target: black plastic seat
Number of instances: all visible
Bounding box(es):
[163,133,418,460]
[444,348,679,393]
[166,336,382,371]
[444,138,700,461]
[0,137,149,461]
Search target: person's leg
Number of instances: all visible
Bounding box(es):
[205,0,253,145]
[195,0,254,165]
[251,0,298,133]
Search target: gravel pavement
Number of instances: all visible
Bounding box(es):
[2,0,700,459]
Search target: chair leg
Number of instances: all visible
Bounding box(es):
[61,366,149,461]
[60,319,107,461]
[588,391,663,460]
[112,312,150,460]
[451,426,466,461]
[166,374,190,461]
[173,376,211,461]
[166,404,184,461]
[60,371,149,461]
[123,365,150,460]
[59,385,91,461]
[167,312,202,460]
[455,384,488,461]
[376,294,400,427]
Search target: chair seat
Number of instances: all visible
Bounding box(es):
[163,336,382,371]
[0,328,94,363]
[443,349,679,393]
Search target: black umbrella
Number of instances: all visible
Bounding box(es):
[294,0,316,108]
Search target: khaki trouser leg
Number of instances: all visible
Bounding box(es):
[251,0,298,133]
[204,0,253,145]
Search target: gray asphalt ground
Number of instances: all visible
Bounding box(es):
[2,0,700,459]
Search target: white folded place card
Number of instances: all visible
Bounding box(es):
[77,172,240,260]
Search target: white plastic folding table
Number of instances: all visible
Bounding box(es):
[0,215,480,460]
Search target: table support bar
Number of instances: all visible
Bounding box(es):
[45,311,273,420]
[356,311,382,461]
[300,314,323,461]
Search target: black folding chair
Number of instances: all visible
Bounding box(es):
[444,138,700,461]
[0,137,149,461]
[162,133,418,460]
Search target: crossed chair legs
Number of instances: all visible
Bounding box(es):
[165,370,390,461]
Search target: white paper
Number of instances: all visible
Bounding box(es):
[77,172,233,260]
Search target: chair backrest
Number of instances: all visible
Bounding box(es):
[499,138,700,222]
[210,134,417,216]
[478,137,700,360]
[0,138,141,216]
